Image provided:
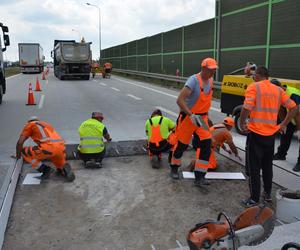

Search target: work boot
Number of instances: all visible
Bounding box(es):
[273,153,286,161]
[62,163,75,182]
[194,171,209,186]
[293,162,300,172]
[170,165,179,179]
[263,192,272,202]
[95,161,103,168]
[36,164,52,180]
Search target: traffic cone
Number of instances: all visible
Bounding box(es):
[26,83,36,105]
[35,76,42,91]
[42,71,46,80]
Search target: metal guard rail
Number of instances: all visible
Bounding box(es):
[113,68,221,90]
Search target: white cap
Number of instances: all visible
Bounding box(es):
[28,116,39,122]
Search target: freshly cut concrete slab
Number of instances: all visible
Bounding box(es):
[22,173,42,185]
[182,171,245,180]
[3,153,280,250]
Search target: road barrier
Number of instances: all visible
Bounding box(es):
[112,68,222,90]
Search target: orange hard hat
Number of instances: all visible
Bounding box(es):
[223,117,234,127]
[201,58,218,69]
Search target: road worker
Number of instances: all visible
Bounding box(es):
[16,116,75,182]
[239,66,298,207]
[188,117,241,171]
[78,112,111,168]
[170,57,218,186]
[103,62,112,78]
[272,80,300,172]
[145,109,175,168]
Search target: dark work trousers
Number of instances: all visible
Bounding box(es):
[276,122,300,162]
[78,148,106,163]
[245,132,275,202]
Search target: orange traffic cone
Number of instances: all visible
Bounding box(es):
[26,83,36,105]
[35,76,42,91]
[42,71,46,80]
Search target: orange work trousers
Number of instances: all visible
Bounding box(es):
[196,147,217,169]
[22,142,66,169]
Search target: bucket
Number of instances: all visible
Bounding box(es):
[276,189,300,223]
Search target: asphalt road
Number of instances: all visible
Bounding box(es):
[0,70,299,188]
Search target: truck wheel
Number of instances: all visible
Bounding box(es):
[234,112,247,136]
[0,85,3,105]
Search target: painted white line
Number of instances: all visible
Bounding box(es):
[126,94,142,100]
[115,77,221,113]
[99,82,107,86]
[111,87,120,92]
[155,106,178,117]
[93,79,97,82]
[38,94,45,109]
[115,77,177,98]
[6,73,22,79]
[45,80,49,86]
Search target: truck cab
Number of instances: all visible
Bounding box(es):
[0,23,10,104]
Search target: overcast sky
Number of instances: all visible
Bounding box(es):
[1,0,215,61]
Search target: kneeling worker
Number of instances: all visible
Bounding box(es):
[78,112,111,168]
[16,116,75,181]
[190,117,241,171]
[145,109,175,168]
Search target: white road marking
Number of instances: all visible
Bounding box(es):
[115,77,221,112]
[155,106,178,117]
[45,80,49,86]
[38,94,45,109]
[111,87,120,92]
[93,79,97,82]
[99,82,107,86]
[127,94,142,100]
[115,77,177,98]
[6,73,22,79]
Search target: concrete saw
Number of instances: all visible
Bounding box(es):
[187,205,275,249]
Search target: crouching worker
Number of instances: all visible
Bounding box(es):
[78,112,111,168]
[189,117,241,171]
[145,109,175,168]
[16,116,75,182]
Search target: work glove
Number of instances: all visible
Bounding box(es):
[190,114,203,127]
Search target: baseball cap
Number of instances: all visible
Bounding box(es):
[201,58,218,69]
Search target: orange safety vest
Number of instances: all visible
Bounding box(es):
[31,121,64,144]
[148,117,164,147]
[247,80,282,136]
[190,74,213,114]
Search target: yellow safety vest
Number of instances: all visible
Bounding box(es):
[78,118,105,154]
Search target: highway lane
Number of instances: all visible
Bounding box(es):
[0,70,299,188]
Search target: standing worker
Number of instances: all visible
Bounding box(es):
[273,82,300,172]
[145,109,175,168]
[16,116,75,181]
[103,62,112,78]
[170,57,218,186]
[78,112,112,168]
[239,66,297,207]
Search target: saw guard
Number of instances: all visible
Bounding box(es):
[233,205,275,246]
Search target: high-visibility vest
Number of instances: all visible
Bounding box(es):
[148,116,165,147]
[78,118,105,154]
[285,86,300,125]
[31,121,64,144]
[247,80,285,136]
[190,74,213,114]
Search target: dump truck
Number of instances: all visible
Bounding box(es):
[52,40,92,80]
[18,43,44,73]
[221,74,300,134]
[0,22,10,104]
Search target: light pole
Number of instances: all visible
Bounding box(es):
[72,29,81,41]
[86,2,101,63]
